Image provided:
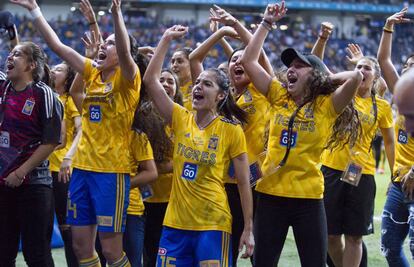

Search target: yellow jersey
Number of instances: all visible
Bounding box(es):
[226,83,271,184]
[128,131,154,216]
[72,59,141,173]
[322,95,393,175]
[181,81,193,111]
[145,126,174,203]
[164,104,247,233]
[393,115,414,182]
[49,94,80,172]
[255,78,338,199]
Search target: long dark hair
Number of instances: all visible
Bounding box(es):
[19,42,47,83]
[299,68,361,150]
[208,68,248,125]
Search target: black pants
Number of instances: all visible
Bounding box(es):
[52,172,78,267]
[253,193,327,267]
[225,183,257,267]
[0,185,55,267]
[143,202,168,267]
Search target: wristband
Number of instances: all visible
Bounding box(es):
[89,21,97,26]
[30,7,42,20]
[63,157,72,160]
[261,19,273,31]
[319,35,328,40]
[383,27,394,33]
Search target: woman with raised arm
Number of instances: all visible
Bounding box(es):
[170,46,193,111]
[143,25,254,266]
[321,48,394,267]
[189,6,272,265]
[10,0,141,266]
[376,8,414,267]
[0,42,63,266]
[240,2,363,266]
[48,61,80,267]
[139,70,183,267]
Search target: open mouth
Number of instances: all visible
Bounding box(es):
[193,91,204,102]
[234,67,244,76]
[97,51,107,61]
[287,73,298,88]
[6,62,14,71]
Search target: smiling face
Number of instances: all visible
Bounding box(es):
[5,45,35,83]
[286,58,313,100]
[51,63,69,93]
[160,71,178,100]
[95,34,119,71]
[229,50,250,91]
[355,58,378,93]
[170,51,191,84]
[192,70,225,112]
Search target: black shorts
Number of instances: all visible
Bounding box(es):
[321,165,376,236]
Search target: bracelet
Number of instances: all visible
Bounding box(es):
[318,35,328,40]
[63,157,72,160]
[261,20,273,31]
[383,27,394,33]
[88,21,97,26]
[30,7,42,20]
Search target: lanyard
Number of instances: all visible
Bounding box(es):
[277,101,307,167]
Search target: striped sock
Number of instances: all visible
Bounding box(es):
[108,252,131,267]
[79,254,101,267]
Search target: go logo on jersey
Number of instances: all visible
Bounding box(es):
[398,129,408,144]
[181,162,198,181]
[0,131,10,148]
[89,105,102,122]
[279,129,297,147]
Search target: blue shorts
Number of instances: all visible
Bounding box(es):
[66,168,130,232]
[156,227,232,267]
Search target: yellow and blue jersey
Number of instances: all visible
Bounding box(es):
[393,115,414,182]
[163,104,247,233]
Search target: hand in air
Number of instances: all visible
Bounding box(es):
[346,43,364,65]
[263,1,287,25]
[9,0,38,11]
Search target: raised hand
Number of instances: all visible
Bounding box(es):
[211,5,238,27]
[79,0,96,24]
[81,30,101,59]
[162,25,188,41]
[110,0,121,14]
[263,1,287,25]
[346,43,364,65]
[319,21,334,39]
[209,8,219,32]
[386,7,410,27]
[9,0,38,11]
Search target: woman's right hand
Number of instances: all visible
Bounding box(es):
[385,7,410,28]
[346,43,364,65]
[10,0,38,11]
[79,0,96,24]
[81,30,101,59]
[162,25,188,41]
[263,1,287,25]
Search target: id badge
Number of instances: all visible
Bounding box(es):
[249,162,263,187]
[341,162,363,186]
[140,184,153,200]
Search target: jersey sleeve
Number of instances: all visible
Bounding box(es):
[228,124,247,159]
[67,96,81,118]
[266,78,283,106]
[172,102,191,133]
[130,131,154,162]
[379,100,394,129]
[37,82,64,144]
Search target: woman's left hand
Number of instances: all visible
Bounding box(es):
[402,172,414,200]
[239,229,254,259]
[4,171,24,188]
[110,0,121,14]
[58,158,72,183]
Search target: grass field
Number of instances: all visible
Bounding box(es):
[16,166,413,266]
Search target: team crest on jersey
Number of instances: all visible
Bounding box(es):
[243,90,253,103]
[22,98,35,115]
[282,102,289,109]
[304,106,314,119]
[104,83,113,93]
[208,135,219,151]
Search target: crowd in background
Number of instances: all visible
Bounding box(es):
[1,11,414,74]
